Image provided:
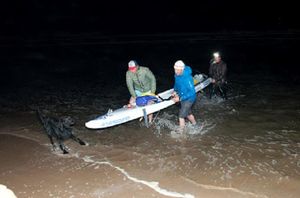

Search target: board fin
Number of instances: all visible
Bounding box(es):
[143,109,149,128]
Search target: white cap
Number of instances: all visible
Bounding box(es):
[174,60,185,69]
[128,60,138,68]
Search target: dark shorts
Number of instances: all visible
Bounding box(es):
[179,100,195,118]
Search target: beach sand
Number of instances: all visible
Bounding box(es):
[1,136,266,198]
[0,134,171,198]
[0,112,280,198]
[0,112,159,198]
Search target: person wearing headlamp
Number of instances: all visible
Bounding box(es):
[208,52,228,100]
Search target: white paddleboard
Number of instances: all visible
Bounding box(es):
[85,74,211,129]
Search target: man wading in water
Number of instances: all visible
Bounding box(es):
[126,60,157,123]
[172,60,197,129]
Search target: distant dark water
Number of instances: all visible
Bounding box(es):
[1,32,300,89]
[0,33,299,113]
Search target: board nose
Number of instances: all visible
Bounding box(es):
[85,121,97,129]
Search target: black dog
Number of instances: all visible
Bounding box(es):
[37,109,86,154]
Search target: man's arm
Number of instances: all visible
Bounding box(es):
[146,68,156,94]
[209,63,216,83]
[126,72,136,97]
[179,79,195,101]
[221,63,227,82]
[209,63,213,77]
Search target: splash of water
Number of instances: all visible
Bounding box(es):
[153,112,215,138]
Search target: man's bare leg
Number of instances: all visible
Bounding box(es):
[187,114,196,125]
[148,113,153,123]
[179,118,185,128]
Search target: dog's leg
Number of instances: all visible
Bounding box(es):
[70,134,86,145]
[57,139,69,154]
[48,135,57,151]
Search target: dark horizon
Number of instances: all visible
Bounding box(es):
[1,1,299,36]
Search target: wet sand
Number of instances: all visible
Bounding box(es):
[1,111,299,198]
[0,134,264,198]
[0,134,265,198]
[0,134,169,198]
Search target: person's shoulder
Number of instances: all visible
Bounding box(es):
[140,66,152,72]
[184,66,192,75]
[185,65,192,71]
[221,61,227,67]
[139,66,148,70]
[126,70,132,76]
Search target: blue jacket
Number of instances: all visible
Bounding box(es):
[174,66,196,102]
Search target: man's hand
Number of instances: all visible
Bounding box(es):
[127,96,136,108]
[172,94,180,103]
[211,79,216,83]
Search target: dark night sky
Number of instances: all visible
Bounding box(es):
[1,1,299,35]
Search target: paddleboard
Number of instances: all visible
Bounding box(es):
[85,74,211,129]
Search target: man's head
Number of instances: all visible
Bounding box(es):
[174,60,185,75]
[213,52,221,63]
[128,60,138,73]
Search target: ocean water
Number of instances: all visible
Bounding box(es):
[0,33,299,197]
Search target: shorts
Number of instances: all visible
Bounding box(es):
[179,100,195,118]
